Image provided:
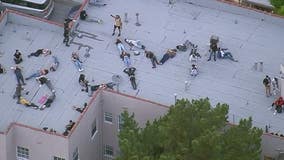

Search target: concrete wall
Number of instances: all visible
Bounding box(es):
[7,11,61,32]
[0,133,7,160]
[7,124,68,160]
[262,134,284,159]
[68,91,103,160]
[101,90,169,157]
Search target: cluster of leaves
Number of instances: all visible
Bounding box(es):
[116,98,263,160]
[270,0,284,15]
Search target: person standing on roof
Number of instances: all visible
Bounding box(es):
[63,18,72,47]
[111,14,122,36]
[11,66,26,85]
[263,75,271,97]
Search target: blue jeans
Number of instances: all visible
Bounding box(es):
[117,43,126,54]
[123,56,131,68]
[159,53,170,64]
[223,52,237,62]
[26,71,40,80]
[208,51,216,61]
[73,60,83,70]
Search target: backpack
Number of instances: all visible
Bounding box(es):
[263,78,269,85]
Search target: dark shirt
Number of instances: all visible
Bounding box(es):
[14,52,21,59]
[14,67,22,76]
[123,67,136,77]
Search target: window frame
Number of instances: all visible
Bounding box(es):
[16,146,29,160]
[104,145,114,157]
[104,112,113,124]
[53,156,65,160]
[72,147,79,160]
[117,114,124,131]
[91,118,98,140]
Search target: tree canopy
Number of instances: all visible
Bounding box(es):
[270,0,284,15]
[117,98,263,160]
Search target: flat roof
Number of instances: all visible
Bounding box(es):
[1,0,284,134]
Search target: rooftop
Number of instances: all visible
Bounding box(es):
[1,0,284,134]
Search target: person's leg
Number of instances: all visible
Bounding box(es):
[207,52,213,61]
[124,57,131,68]
[130,77,137,90]
[213,51,216,61]
[112,25,117,35]
[65,36,70,46]
[150,58,156,68]
[46,80,55,92]
[117,44,123,54]
[26,72,40,80]
[118,26,121,36]
[160,54,170,64]
[73,60,82,70]
[52,56,59,70]
[265,86,269,96]
[19,75,25,85]
[153,56,160,65]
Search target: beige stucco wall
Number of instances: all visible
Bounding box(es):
[0,133,7,160]
[68,91,103,160]
[261,134,284,159]
[101,90,169,157]
[8,125,68,160]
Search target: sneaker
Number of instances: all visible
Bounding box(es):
[79,68,84,72]
[273,111,277,115]
[152,66,156,68]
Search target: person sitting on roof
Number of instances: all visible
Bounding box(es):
[272,96,284,115]
[28,49,52,58]
[217,48,238,62]
[190,64,198,77]
[124,38,145,50]
[72,103,88,113]
[13,50,23,64]
[79,74,89,92]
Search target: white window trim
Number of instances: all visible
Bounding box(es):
[91,130,98,140]
[16,146,29,160]
[104,145,114,157]
[104,112,113,124]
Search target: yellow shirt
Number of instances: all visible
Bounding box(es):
[114,17,122,27]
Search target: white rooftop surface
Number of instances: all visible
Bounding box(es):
[1,0,284,134]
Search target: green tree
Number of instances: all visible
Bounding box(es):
[270,0,284,15]
[116,98,263,160]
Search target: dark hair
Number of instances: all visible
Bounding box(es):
[44,69,49,74]
[79,74,85,83]
[115,39,122,44]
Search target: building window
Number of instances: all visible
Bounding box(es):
[104,112,113,123]
[53,156,65,160]
[118,114,124,131]
[72,147,79,160]
[17,146,29,160]
[91,118,97,139]
[104,145,113,157]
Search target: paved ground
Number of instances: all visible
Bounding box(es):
[1,0,284,134]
